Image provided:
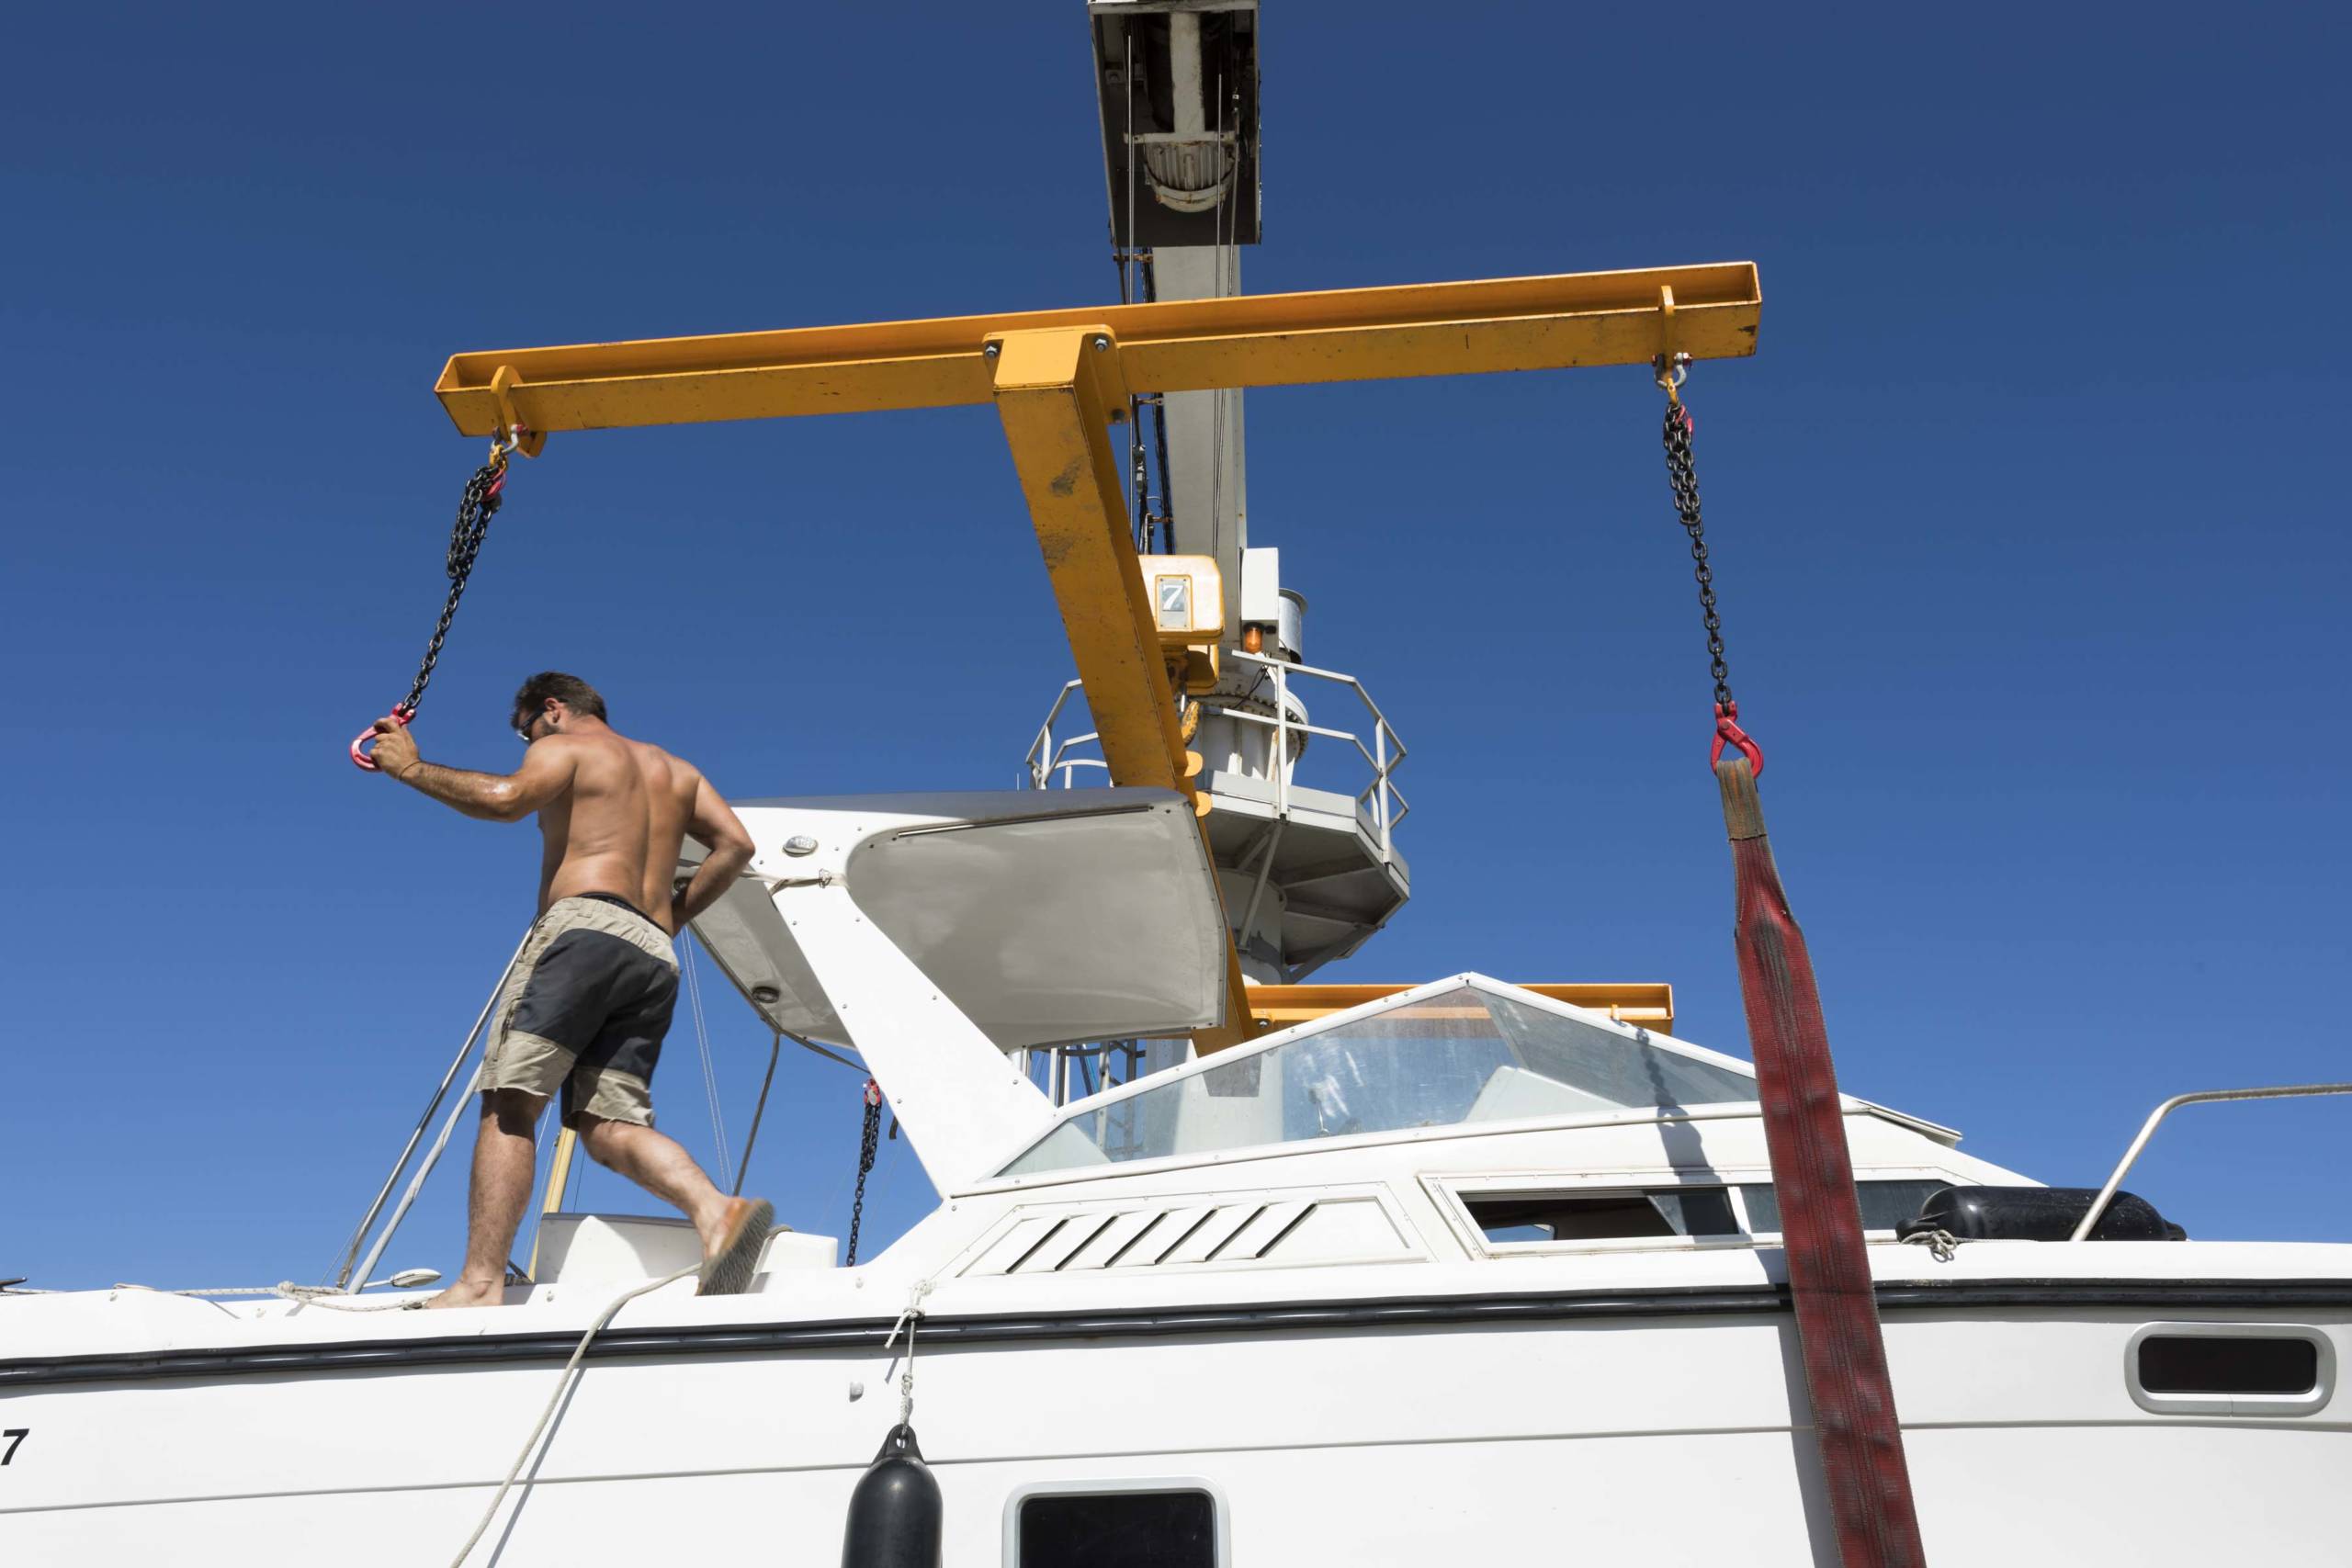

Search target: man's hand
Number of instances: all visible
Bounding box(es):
[370,717,421,780]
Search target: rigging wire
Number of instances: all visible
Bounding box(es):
[1120,28,1151,551]
[1207,69,1229,572]
[1142,261,1174,553]
[678,934,732,1195]
[731,1029,783,1197]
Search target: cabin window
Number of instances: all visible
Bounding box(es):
[999,982,1759,1178]
[2125,1324,2335,1416]
[1739,1179,1951,1236]
[1454,1179,1958,1250]
[2141,1335,2316,1394]
[1014,1488,1219,1568]
[1468,1187,1742,1244]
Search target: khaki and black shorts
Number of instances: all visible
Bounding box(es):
[483,893,677,1128]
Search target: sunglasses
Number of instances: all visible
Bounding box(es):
[514,710,548,744]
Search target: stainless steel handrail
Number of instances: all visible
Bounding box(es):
[2069,1082,2352,1242]
[1019,655,1409,865]
[331,929,532,1288]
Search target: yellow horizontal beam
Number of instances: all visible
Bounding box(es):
[1245,983,1675,1036]
[435,263,1759,436]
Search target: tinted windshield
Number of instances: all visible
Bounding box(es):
[1000,984,1758,1176]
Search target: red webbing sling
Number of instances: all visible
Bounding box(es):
[1657,357,1926,1565]
[1719,759,1926,1566]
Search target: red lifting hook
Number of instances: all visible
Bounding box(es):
[350,705,414,772]
[1711,700,1763,776]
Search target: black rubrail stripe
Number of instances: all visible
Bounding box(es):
[4,1279,2347,1391]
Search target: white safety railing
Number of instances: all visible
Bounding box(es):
[1021,679,1112,791]
[2069,1081,2352,1241]
[1020,652,1410,865]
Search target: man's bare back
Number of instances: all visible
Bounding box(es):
[530,727,743,933]
[365,671,764,1307]
[371,686,752,936]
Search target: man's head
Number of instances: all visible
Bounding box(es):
[511,671,607,742]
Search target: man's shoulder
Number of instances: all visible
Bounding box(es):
[624,735,702,782]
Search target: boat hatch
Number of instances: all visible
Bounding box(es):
[999,976,1759,1176]
[688,789,1229,1052]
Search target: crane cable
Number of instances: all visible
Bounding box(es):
[1654,354,1927,1568]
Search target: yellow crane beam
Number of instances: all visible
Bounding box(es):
[989,323,1256,1051]
[431,261,1761,1055]
[433,263,1758,435]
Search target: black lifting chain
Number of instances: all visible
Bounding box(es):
[844,1079,884,1267]
[1655,355,1764,775]
[398,451,510,717]
[1657,366,1732,714]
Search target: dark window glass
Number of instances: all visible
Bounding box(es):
[2139,1336,2320,1395]
[1019,1490,1216,1568]
[1738,1180,1951,1235]
[1857,1180,1951,1231]
[1468,1188,1741,1244]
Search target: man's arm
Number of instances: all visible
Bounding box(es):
[372,720,579,823]
[673,770,755,931]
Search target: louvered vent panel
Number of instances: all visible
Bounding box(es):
[1111,1206,1214,1269]
[960,1191,1414,1277]
[1061,1211,1160,1269]
[1162,1204,1262,1265]
[1021,1213,1113,1272]
[1221,1200,1312,1259]
[968,1214,1065,1275]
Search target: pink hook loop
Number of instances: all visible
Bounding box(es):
[349,705,413,772]
[1710,700,1764,777]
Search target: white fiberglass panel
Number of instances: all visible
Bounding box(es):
[848,795,1227,1051]
[1000,983,1758,1176]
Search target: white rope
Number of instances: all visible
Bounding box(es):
[113,1281,434,1313]
[1901,1228,1962,1264]
[283,1285,431,1313]
[882,1279,935,1427]
[448,1265,699,1567]
[679,935,732,1193]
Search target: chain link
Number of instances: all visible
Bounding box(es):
[844,1080,884,1267]
[395,453,509,717]
[1659,393,1733,712]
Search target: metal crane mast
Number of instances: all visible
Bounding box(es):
[1075,2,1412,1009]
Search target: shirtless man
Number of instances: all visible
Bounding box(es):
[369,671,770,1307]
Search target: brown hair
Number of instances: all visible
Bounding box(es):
[511,671,607,726]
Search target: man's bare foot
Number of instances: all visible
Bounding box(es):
[696,1197,776,1296]
[423,1277,506,1310]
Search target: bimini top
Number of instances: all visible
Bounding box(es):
[997,975,1767,1178]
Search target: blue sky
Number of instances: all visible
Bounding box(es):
[3,3,2346,1292]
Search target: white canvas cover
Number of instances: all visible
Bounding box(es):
[686,790,1227,1054]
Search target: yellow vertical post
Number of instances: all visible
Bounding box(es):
[989,325,1255,1053]
[526,1125,578,1279]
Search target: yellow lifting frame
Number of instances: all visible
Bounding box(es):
[432,261,1759,1055]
